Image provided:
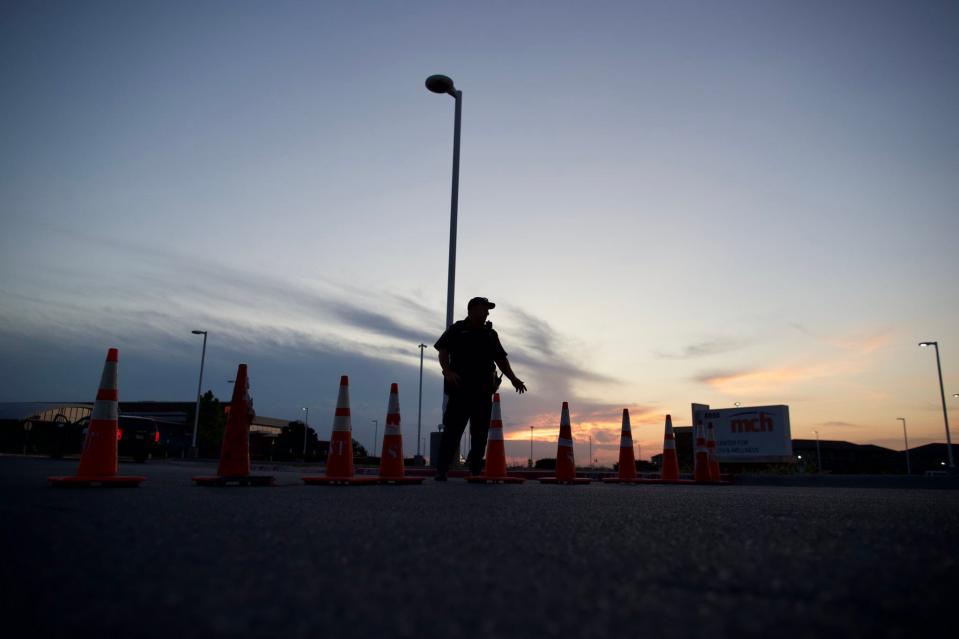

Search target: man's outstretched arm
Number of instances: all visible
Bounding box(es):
[495,356,527,394]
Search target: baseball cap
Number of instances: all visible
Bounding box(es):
[467,297,496,309]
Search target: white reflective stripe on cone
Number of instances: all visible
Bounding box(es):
[620,437,633,447]
[558,438,573,447]
[91,400,118,421]
[488,429,504,441]
[98,361,118,390]
[336,385,350,408]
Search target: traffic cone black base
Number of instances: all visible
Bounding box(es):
[377,476,425,485]
[466,475,525,484]
[193,475,274,487]
[302,475,380,486]
[49,475,144,487]
[539,477,592,485]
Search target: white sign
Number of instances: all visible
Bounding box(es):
[691,404,792,462]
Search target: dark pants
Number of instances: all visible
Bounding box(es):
[438,389,493,475]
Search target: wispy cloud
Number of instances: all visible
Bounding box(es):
[815,421,865,429]
[654,337,749,360]
[2,238,623,436]
[695,327,894,396]
[695,363,841,395]
[790,323,894,354]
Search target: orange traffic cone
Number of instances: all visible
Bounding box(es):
[49,348,145,487]
[194,364,274,486]
[660,414,681,482]
[375,383,424,484]
[303,376,377,485]
[706,420,721,481]
[467,394,524,484]
[603,409,638,483]
[693,422,711,482]
[540,402,591,484]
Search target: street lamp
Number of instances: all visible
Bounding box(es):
[897,417,911,475]
[813,429,822,471]
[190,330,208,458]
[529,425,534,468]
[919,341,954,468]
[371,419,378,457]
[425,74,462,332]
[417,343,427,457]
[302,407,309,458]
[426,74,463,461]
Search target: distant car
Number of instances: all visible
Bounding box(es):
[117,416,161,462]
[69,415,161,462]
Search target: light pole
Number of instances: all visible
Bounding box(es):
[302,407,309,459]
[371,419,378,457]
[897,417,911,475]
[425,74,462,331]
[529,425,534,468]
[919,341,954,468]
[417,343,427,458]
[814,429,822,471]
[190,330,208,458]
[426,74,462,459]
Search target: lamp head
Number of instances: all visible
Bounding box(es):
[919,341,936,347]
[425,74,456,96]
[192,330,206,335]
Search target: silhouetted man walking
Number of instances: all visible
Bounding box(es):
[434,297,527,480]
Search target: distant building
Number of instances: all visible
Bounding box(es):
[792,439,898,474]
[0,400,305,459]
[902,443,959,475]
[647,434,959,475]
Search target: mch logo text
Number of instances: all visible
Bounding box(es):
[729,411,775,433]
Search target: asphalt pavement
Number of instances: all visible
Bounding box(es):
[3,456,957,638]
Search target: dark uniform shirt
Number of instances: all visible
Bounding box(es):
[434,319,507,394]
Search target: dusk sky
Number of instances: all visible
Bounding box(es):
[2,1,957,463]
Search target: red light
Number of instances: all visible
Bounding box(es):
[154,430,160,443]
[117,428,123,441]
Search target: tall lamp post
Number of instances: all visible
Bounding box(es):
[424,74,462,331]
[897,417,911,475]
[426,74,462,463]
[417,343,427,458]
[190,330,208,458]
[302,407,309,459]
[529,425,534,468]
[813,429,822,471]
[919,341,954,468]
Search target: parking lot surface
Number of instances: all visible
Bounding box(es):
[3,456,956,638]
